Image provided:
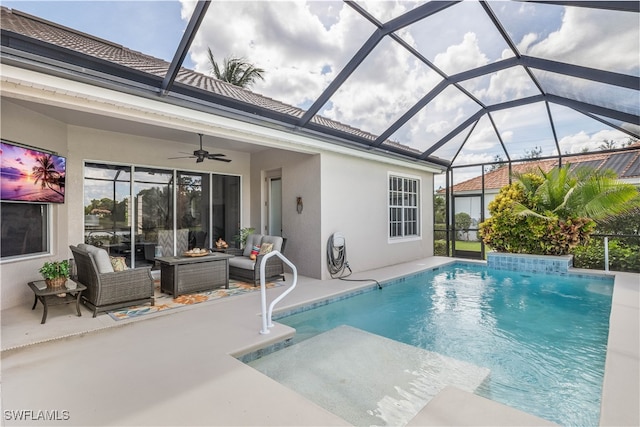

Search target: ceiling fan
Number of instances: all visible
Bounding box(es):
[169,133,231,163]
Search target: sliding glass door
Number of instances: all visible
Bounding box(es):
[84,162,240,267]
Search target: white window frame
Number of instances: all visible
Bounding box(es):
[388,172,421,242]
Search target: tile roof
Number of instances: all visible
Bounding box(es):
[449,148,640,193]
[0,7,421,156]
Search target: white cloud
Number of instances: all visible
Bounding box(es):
[187,1,372,107]
[524,7,639,74]
[182,1,637,158]
[558,129,632,154]
[434,32,489,75]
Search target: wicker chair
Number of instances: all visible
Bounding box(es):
[227,235,287,286]
[70,244,154,317]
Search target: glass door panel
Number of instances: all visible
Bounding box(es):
[83,163,132,265]
[212,174,240,248]
[133,167,173,266]
[177,171,210,252]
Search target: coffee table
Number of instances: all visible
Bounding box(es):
[28,280,87,324]
[155,253,233,297]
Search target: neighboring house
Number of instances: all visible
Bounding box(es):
[445,148,640,236]
[0,8,441,310]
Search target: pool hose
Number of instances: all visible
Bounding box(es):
[327,233,382,289]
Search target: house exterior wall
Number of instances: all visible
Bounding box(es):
[1,99,70,309]
[250,149,322,279]
[0,99,252,310]
[320,152,434,279]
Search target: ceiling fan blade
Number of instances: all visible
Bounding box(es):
[213,157,232,163]
[168,156,195,160]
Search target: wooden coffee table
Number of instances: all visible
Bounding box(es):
[27,280,87,324]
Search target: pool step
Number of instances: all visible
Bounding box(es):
[248,325,490,426]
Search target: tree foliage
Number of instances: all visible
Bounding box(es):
[207,47,265,89]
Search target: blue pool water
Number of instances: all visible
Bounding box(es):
[277,263,614,426]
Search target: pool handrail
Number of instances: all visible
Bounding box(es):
[259,250,297,334]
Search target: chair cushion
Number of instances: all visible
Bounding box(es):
[229,256,256,270]
[84,244,114,273]
[243,234,264,257]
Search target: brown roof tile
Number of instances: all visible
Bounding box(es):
[449,149,640,193]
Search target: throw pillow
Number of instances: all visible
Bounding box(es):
[110,256,128,271]
[249,245,260,261]
[259,243,273,254]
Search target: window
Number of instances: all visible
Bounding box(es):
[1,202,49,258]
[389,174,420,239]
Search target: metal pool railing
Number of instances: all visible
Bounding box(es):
[259,251,297,335]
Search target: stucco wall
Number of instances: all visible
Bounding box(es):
[250,149,322,279]
[249,148,435,281]
[1,99,70,309]
[320,152,434,279]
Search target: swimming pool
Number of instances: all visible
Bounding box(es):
[272,262,614,426]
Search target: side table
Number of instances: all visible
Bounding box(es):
[27,280,87,324]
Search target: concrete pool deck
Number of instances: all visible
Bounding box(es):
[1,256,638,426]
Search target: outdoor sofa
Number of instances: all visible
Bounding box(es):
[226,234,287,286]
[70,244,155,317]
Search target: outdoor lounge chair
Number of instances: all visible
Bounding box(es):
[70,244,154,317]
[226,234,287,286]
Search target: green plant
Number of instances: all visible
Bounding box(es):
[480,165,640,256]
[39,260,70,280]
[234,227,255,248]
[434,239,447,256]
[572,238,640,273]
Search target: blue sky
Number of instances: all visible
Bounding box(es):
[3,0,637,180]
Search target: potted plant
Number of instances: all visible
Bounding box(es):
[39,260,70,288]
[234,227,255,249]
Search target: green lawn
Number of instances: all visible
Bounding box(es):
[454,240,481,251]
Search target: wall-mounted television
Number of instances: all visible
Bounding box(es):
[1,139,66,203]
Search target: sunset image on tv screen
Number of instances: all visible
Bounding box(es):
[1,141,66,203]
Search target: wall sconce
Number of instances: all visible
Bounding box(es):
[296,197,303,214]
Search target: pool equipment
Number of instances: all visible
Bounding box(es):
[326,232,382,289]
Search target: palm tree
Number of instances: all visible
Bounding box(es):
[32,154,64,196]
[207,47,265,89]
[511,164,640,222]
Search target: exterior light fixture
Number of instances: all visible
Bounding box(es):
[296,197,303,214]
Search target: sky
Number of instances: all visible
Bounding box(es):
[3,0,638,186]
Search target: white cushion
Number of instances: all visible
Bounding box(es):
[85,245,114,273]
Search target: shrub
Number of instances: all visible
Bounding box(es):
[480,164,640,257]
[479,181,596,255]
[572,238,640,273]
[434,239,447,256]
